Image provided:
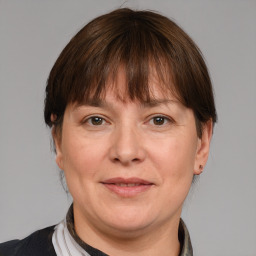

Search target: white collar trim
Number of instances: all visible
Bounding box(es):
[52,220,90,256]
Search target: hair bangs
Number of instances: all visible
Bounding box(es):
[69,25,178,107]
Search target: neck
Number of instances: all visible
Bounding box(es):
[74,208,181,256]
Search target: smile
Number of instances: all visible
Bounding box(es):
[115,183,141,187]
[101,177,154,197]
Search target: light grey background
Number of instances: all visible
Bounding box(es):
[0,0,255,255]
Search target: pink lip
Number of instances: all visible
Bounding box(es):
[101,177,154,197]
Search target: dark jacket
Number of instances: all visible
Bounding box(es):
[0,226,56,256]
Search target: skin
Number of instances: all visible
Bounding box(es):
[53,70,212,256]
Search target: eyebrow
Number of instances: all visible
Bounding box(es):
[75,99,114,111]
[141,99,177,108]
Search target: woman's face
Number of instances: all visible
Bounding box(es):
[54,70,212,238]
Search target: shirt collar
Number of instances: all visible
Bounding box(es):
[66,204,193,256]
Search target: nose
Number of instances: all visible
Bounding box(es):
[109,125,146,165]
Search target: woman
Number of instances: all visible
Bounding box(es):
[0,8,216,256]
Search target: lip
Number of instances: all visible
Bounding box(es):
[101,177,154,197]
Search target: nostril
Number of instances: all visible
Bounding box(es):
[112,157,140,164]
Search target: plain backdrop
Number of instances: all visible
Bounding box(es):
[0,1,255,255]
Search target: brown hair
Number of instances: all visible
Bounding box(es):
[44,8,217,137]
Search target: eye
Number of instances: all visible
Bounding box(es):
[86,116,106,126]
[149,116,171,126]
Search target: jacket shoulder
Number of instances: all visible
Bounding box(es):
[0,225,56,256]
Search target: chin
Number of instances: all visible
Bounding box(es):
[101,210,156,235]
[104,222,152,239]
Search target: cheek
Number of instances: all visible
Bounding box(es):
[151,137,196,172]
[60,141,104,207]
[148,135,197,195]
[60,134,105,202]
[61,132,108,176]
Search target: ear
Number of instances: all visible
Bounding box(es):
[194,120,213,175]
[51,114,64,170]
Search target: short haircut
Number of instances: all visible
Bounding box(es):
[44,8,217,137]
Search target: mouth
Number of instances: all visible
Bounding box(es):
[101,177,154,197]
